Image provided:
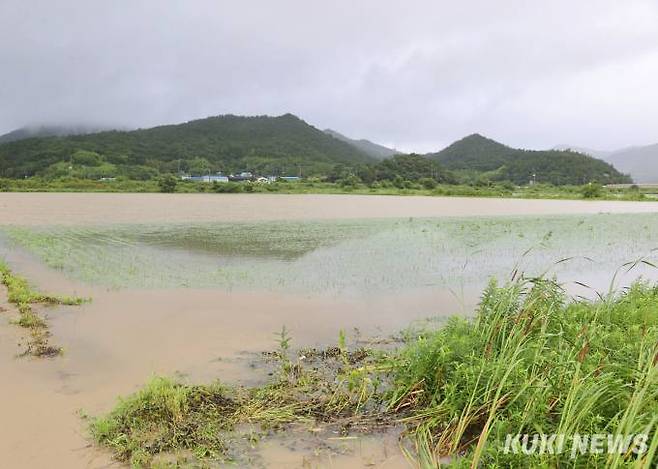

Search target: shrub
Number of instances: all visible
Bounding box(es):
[212,182,243,193]
[337,175,361,188]
[581,182,603,199]
[418,177,437,189]
[475,175,492,187]
[157,174,178,193]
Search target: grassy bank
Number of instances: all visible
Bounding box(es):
[0,260,86,356]
[0,177,652,201]
[90,277,658,467]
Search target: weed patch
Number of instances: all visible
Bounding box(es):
[90,332,396,467]
[0,259,86,357]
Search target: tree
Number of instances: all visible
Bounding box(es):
[158,174,178,193]
[581,183,602,199]
[71,149,103,166]
[418,177,437,189]
[337,174,361,188]
[186,157,213,176]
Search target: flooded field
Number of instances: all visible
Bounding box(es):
[3,192,658,226]
[4,214,658,294]
[2,193,658,468]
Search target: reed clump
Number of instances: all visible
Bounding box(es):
[0,259,86,357]
[390,278,658,467]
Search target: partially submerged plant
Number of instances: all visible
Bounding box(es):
[90,330,395,467]
[0,259,86,357]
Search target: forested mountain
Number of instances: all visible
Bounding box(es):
[430,134,513,172]
[0,114,374,178]
[323,129,397,160]
[429,134,631,185]
[0,125,107,144]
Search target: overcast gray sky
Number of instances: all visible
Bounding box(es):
[1,0,657,152]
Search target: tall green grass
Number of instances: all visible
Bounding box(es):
[390,278,658,467]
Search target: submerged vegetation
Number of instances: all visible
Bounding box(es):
[90,343,389,467]
[0,259,85,356]
[91,277,658,467]
[4,214,658,293]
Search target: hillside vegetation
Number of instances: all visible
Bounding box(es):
[430,134,631,185]
[0,114,374,179]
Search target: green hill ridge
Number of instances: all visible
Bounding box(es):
[0,114,374,179]
[429,134,631,185]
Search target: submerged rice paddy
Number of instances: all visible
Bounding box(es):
[2,213,658,294]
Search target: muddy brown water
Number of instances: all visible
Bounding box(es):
[3,193,658,468]
[1,249,462,469]
[3,192,658,226]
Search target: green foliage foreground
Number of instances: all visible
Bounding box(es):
[91,278,658,467]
